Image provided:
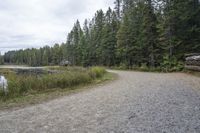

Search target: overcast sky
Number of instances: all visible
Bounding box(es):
[0,0,114,54]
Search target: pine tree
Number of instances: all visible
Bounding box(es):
[140,0,158,67]
[81,19,90,66]
[117,12,132,67]
[159,0,200,64]
[114,0,122,20]
[0,52,4,65]
[42,46,49,66]
[101,8,118,66]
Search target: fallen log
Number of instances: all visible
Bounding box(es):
[185,65,200,71]
[185,53,200,57]
[185,55,200,66]
[185,54,200,71]
[186,60,200,66]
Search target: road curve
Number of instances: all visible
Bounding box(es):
[0,70,200,133]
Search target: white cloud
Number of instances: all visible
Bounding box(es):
[0,0,114,54]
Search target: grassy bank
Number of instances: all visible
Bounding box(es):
[0,67,114,109]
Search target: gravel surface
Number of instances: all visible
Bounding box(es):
[0,70,200,133]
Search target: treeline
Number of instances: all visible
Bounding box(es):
[3,0,200,70]
[4,44,66,66]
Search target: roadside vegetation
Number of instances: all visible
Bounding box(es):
[0,67,112,108]
[110,60,184,73]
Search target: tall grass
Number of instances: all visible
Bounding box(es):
[89,67,106,78]
[0,67,106,101]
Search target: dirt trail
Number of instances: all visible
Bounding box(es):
[0,70,200,133]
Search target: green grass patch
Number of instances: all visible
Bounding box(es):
[0,67,115,110]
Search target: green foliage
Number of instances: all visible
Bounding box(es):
[90,67,106,78]
[161,55,184,72]
[119,63,128,70]
[139,63,149,72]
[0,67,106,101]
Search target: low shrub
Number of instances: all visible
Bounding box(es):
[139,63,149,72]
[118,63,128,70]
[161,55,184,72]
[89,67,106,78]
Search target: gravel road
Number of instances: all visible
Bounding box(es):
[0,70,200,133]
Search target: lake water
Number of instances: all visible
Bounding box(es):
[0,65,60,75]
[0,65,45,69]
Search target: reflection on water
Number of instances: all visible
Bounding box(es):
[0,76,8,93]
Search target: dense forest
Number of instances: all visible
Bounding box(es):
[2,0,200,70]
